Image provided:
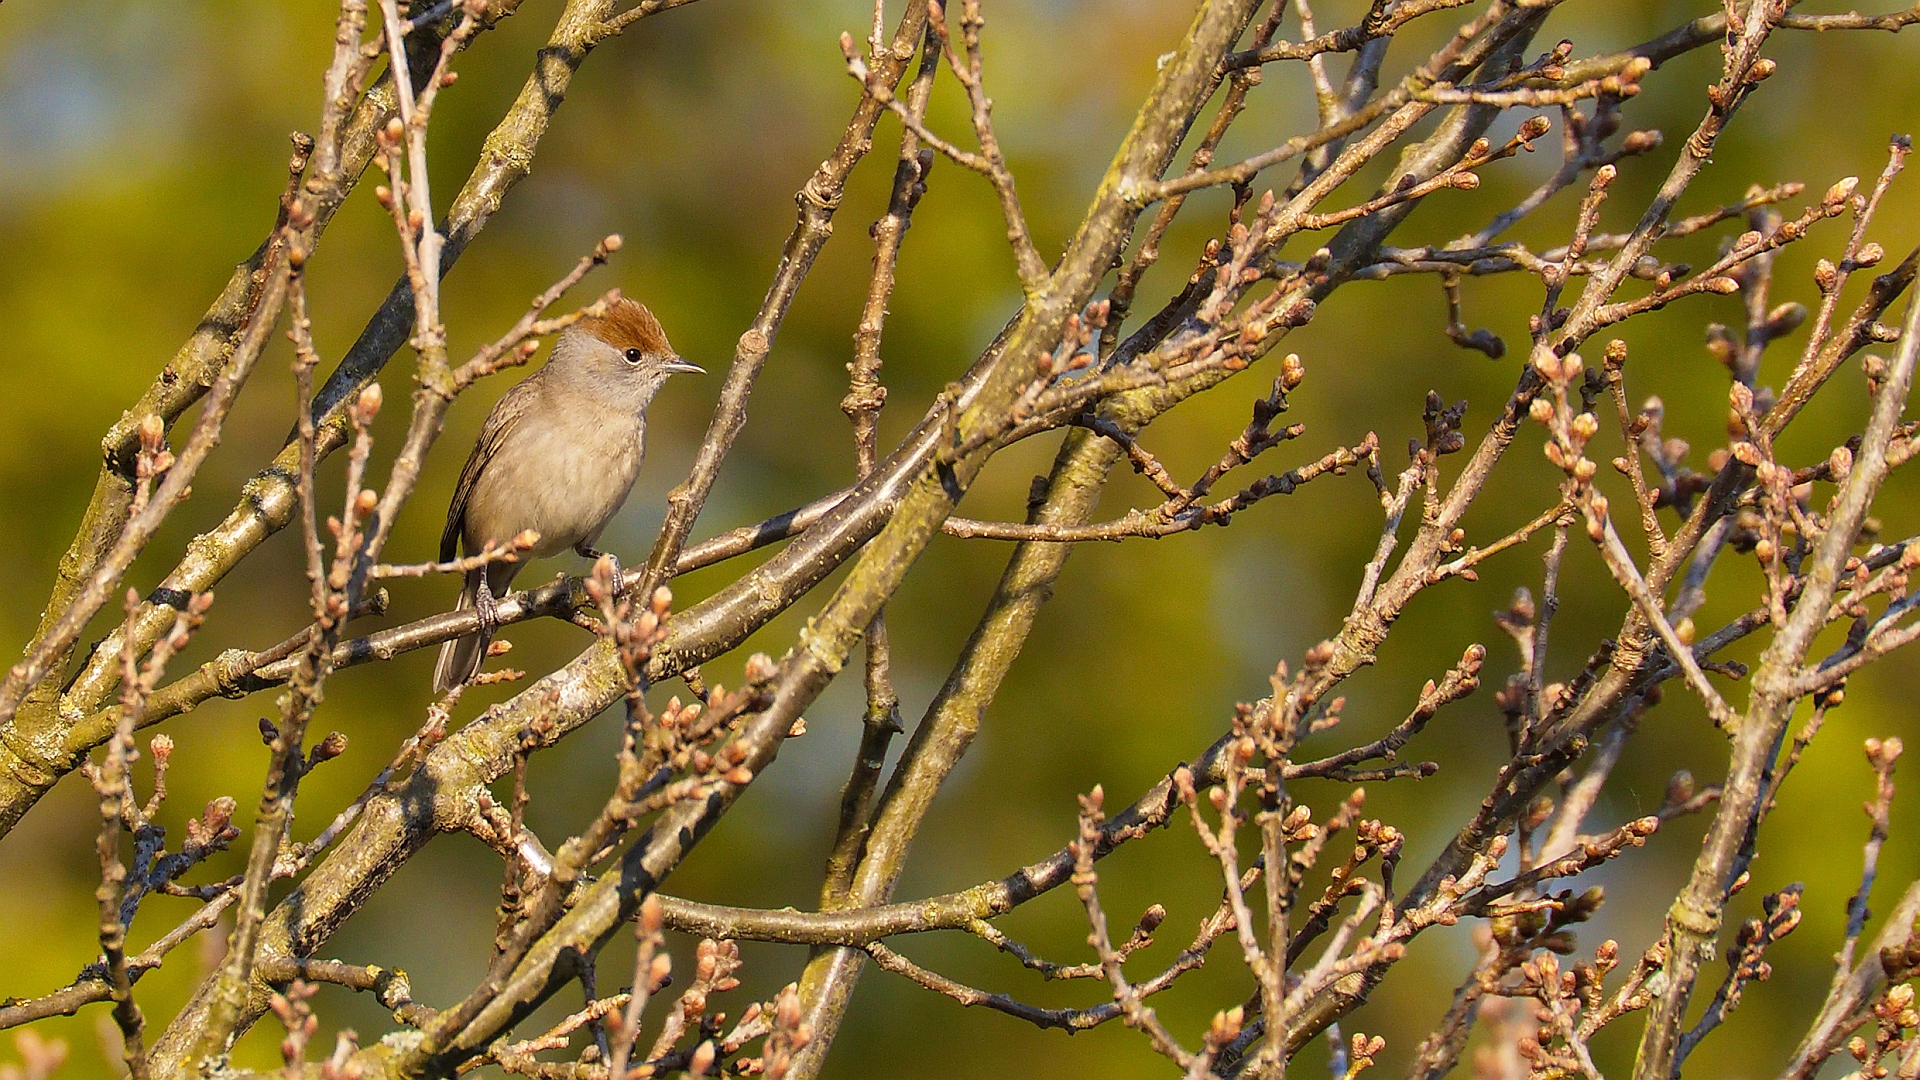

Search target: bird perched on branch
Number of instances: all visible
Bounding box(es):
[433,296,702,692]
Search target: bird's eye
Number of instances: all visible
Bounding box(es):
[623,348,644,365]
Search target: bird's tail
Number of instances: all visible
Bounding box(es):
[432,567,493,694]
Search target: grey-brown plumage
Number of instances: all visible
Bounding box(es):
[432,298,700,692]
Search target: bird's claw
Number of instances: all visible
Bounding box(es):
[578,545,624,594]
[474,575,500,634]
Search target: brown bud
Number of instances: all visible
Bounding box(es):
[1210,1005,1245,1044]
[138,413,167,454]
[1704,324,1735,362]
[204,796,238,835]
[744,653,778,683]
[1662,772,1697,810]
[1870,736,1905,767]
[1765,301,1807,336]
[1621,129,1662,154]
[1132,904,1168,935]
[1280,353,1305,390]
[1524,795,1555,830]
[309,730,348,764]
[776,985,804,1029]
[1830,446,1854,483]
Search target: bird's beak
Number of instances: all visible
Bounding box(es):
[661,357,705,375]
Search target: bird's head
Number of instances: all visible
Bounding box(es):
[549,295,703,409]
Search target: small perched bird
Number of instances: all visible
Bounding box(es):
[432,297,701,692]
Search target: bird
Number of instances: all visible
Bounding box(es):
[432,296,702,693]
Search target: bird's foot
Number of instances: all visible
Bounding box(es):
[474,575,501,635]
[577,544,624,594]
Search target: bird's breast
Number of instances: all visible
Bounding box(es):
[464,406,646,558]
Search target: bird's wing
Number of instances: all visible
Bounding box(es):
[442,381,535,562]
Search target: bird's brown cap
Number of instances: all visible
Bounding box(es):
[580,296,673,356]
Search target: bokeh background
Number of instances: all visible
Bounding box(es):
[1,1,1918,1076]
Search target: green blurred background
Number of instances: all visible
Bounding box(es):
[0,1,1917,1076]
